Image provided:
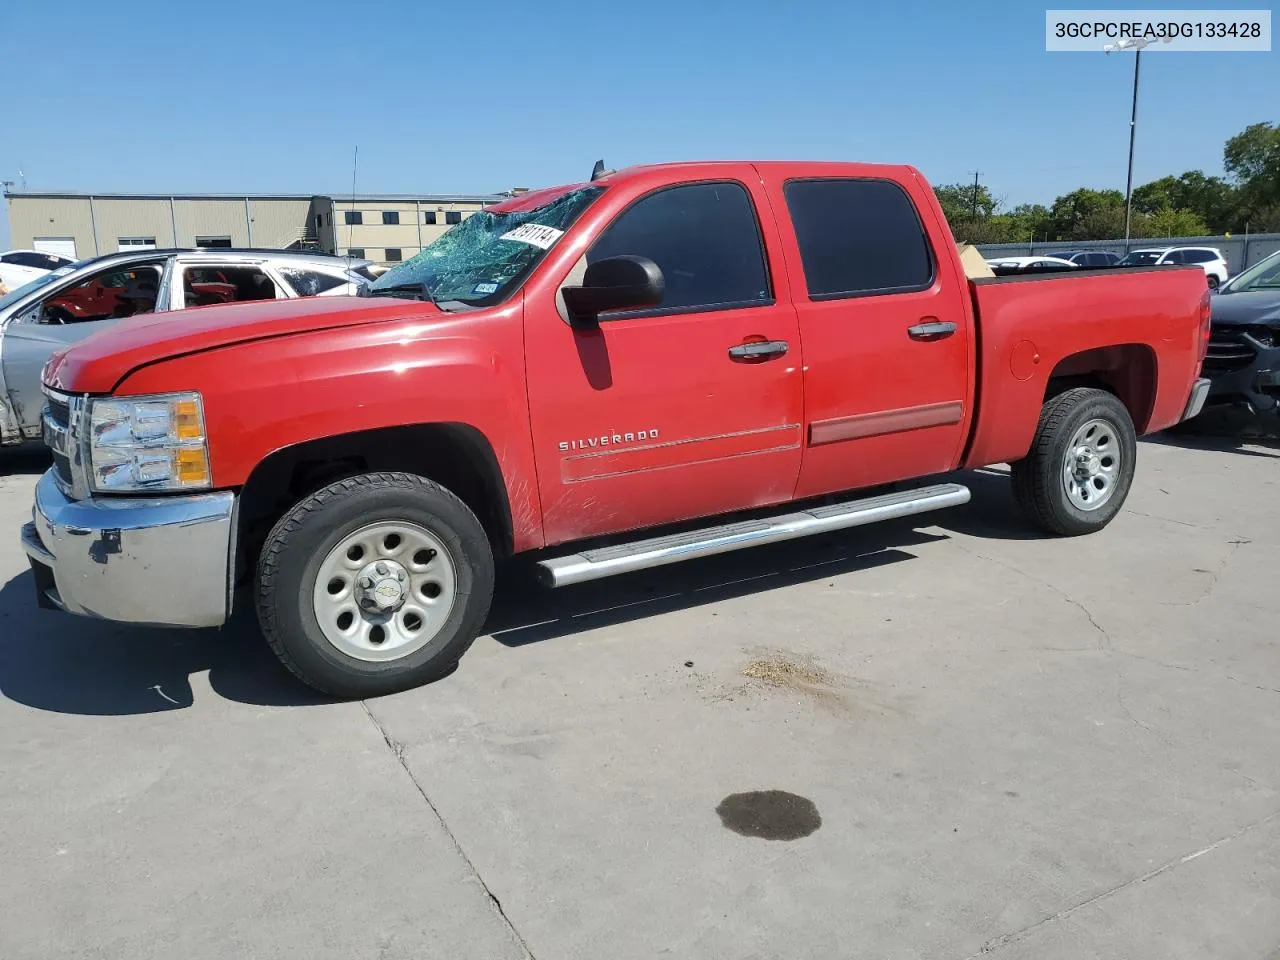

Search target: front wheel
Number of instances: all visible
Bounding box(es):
[1011,387,1137,536]
[255,472,495,698]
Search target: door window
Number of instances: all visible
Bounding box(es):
[784,178,934,299]
[182,264,280,306]
[276,267,348,297]
[588,181,771,318]
[37,264,163,323]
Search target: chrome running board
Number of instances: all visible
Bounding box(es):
[536,482,970,587]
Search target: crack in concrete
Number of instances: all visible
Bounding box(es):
[963,810,1280,958]
[1226,675,1280,695]
[955,544,1112,651]
[956,545,1183,742]
[361,702,536,960]
[1166,538,1252,607]
[1126,509,1209,530]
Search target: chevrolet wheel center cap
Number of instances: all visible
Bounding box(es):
[375,580,403,605]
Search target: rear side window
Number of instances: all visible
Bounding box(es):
[1183,249,1215,263]
[588,181,771,316]
[784,179,934,299]
[277,267,347,296]
[4,251,58,269]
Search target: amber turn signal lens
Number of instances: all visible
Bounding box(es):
[175,447,210,486]
[174,399,203,440]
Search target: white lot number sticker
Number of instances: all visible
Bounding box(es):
[499,223,564,250]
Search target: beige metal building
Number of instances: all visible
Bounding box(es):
[329,195,496,264]
[5,191,501,265]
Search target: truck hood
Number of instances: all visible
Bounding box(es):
[45,295,436,393]
[1210,289,1280,328]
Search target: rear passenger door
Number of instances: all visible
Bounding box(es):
[757,168,973,498]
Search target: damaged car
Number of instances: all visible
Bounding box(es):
[0,248,375,444]
[1203,249,1280,416]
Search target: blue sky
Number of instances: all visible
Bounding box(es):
[1,0,1275,249]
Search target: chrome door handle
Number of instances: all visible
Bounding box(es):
[907,321,957,341]
[728,340,789,361]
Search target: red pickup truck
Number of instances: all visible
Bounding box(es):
[25,161,1211,697]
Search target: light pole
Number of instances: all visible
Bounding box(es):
[1104,37,1170,250]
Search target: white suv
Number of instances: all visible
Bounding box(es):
[1118,246,1229,289]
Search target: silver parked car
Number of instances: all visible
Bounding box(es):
[0,248,376,444]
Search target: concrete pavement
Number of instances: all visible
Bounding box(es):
[0,418,1276,959]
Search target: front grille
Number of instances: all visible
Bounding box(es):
[1203,330,1258,374]
[42,389,75,487]
[46,394,70,430]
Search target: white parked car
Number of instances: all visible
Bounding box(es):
[0,249,78,292]
[984,256,1079,275]
[1117,247,1229,289]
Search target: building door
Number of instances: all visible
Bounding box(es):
[33,238,77,259]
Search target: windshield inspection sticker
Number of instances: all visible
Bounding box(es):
[499,223,564,249]
[472,281,499,295]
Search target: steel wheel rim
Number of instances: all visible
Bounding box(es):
[1062,418,1120,512]
[311,521,458,662]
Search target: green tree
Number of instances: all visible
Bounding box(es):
[1007,203,1052,242]
[933,182,997,224]
[1224,122,1280,211]
[1132,176,1178,215]
[1146,207,1210,238]
[1171,171,1240,232]
[1048,188,1126,240]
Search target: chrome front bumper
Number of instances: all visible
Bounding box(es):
[1182,377,1211,422]
[20,469,236,628]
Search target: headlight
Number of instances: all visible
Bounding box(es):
[88,392,211,492]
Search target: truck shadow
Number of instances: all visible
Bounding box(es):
[1146,407,1280,458]
[0,470,1036,716]
[0,443,51,477]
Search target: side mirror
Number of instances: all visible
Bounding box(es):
[561,255,664,328]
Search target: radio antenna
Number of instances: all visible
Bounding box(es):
[347,145,359,264]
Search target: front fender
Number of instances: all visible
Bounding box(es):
[115,304,546,551]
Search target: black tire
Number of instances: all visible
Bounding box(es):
[1011,387,1137,536]
[1207,275,1220,290]
[255,472,494,698]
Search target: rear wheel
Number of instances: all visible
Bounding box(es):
[256,472,494,697]
[1012,387,1137,536]
[1207,275,1220,290]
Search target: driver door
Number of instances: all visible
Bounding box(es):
[1,261,164,437]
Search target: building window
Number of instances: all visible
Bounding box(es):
[344,210,363,225]
[423,210,437,225]
[382,211,400,225]
[118,237,157,251]
[195,236,232,248]
[445,211,462,225]
[346,248,365,259]
[385,248,403,262]
[315,214,322,230]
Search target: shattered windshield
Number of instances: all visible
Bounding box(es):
[370,186,604,306]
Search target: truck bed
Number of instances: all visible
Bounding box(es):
[963,265,1210,469]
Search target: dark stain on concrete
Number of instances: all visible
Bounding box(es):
[716,790,821,841]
